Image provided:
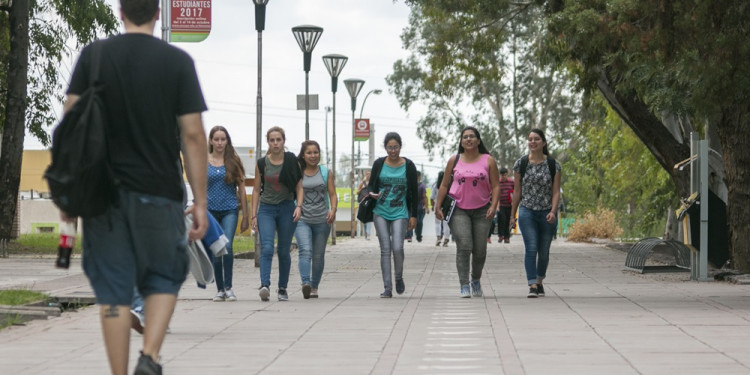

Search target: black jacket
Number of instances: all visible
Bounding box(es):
[258,151,302,195]
[367,157,419,219]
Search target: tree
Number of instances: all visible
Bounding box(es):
[546,0,750,270]
[564,94,678,237]
[400,0,750,271]
[0,0,117,239]
[388,1,580,167]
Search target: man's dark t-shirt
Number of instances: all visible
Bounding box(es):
[67,34,207,202]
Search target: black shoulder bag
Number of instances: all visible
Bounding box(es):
[440,154,460,223]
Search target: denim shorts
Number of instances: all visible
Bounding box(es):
[82,189,188,305]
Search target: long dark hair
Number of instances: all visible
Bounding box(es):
[436,171,445,188]
[530,128,549,155]
[458,126,489,154]
[208,126,245,187]
[297,140,321,170]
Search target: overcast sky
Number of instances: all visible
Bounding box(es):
[26,0,446,178]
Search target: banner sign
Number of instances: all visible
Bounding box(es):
[171,0,212,43]
[354,118,370,141]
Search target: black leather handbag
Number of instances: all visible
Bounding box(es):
[440,153,460,223]
[357,195,376,223]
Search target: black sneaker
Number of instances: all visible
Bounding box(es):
[134,352,162,375]
[396,279,405,295]
[278,288,289,301]
[380,289,392,298]
[537,284,545,297]
[527,286,539,298]
[302,284,311,299]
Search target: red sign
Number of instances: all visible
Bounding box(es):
[354,119,370,141]
[170,0,212,42]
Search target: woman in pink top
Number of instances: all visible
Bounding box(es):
[435,127,500,298]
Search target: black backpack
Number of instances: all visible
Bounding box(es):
[519,154,556,180]
[45,43,116,218]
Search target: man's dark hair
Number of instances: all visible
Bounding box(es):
[499,167,508,174]
[121,0,158,26]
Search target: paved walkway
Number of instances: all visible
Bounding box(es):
[1,237,750,374]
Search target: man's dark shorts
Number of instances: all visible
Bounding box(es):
[82,189,188,306]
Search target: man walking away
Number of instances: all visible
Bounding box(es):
[61,1,208,373]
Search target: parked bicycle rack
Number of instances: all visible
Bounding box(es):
[625,237,691,273]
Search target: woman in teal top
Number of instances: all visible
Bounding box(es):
[366,132,418,298]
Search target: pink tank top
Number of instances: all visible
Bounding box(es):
[449,153,491,210]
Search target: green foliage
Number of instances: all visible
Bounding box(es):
[15,0,117,145]
[391,1,581,167]
[564,94,678,237]
[10,232,82,254]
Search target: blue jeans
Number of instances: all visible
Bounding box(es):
[518,206,557,285]
[372,214,408,292]
[406,209,426,241]
[209,208,238,291]
[448,205,492,286]
[257,200,297,289]
[295,221,330,289]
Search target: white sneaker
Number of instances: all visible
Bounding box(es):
[259,286,270,301]
[224,288,237,302]
[130,310,144,334]
[212,290,226,302]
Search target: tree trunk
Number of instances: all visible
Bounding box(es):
[0,0,29,239]
[716,107,750,272]
[596,69,691,196]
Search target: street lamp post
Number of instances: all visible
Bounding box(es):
[253,0,269,267]
[344,78,366,238]
[324,106,331,165]
[322,54,348,245]
[357,89,382,166]
[292,25,323,140]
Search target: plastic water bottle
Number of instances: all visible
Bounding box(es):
[56,222,76,269]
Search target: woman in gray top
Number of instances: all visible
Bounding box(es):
[295,140,338,298]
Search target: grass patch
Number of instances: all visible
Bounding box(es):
[232,235,255,252]
[8,233,82,255]
[0,290,49,306]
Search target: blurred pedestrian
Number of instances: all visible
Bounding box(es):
[357,171,372,239]
[406,171,429,243]
[497,167,514,243]
[430,171,451,247]
[60,1,209,372]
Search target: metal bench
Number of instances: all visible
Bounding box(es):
[624,237,691,273]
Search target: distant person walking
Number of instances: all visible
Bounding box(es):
[367,132,418,298]
[357,171,372,240]
[435,126,500,298]
[60,1,209,373]
[295,140,337,299]
[406,171,429,243]
[430,171,451,247]
[510,128,561,298]
[497,167,514,243]
[207,126,249,302]
[251,127,303,302]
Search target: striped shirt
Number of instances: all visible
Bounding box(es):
[499,178,514,207]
